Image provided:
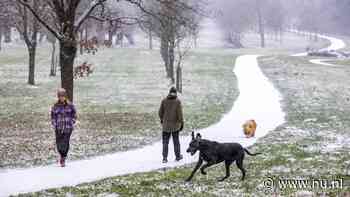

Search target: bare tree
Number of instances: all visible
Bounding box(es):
[175,39,192,93]
[137,1,158,50]
[0,0,12,51]
[264,0,285,43]
[47,31,58,76]
[17,0,108,101]
[0,26,2,51]
[3,22,12,43]
[16,0,204,98]
[281,0,350,36]
[255,0,265,48]
[11,0,46,85]
[215,0,277,48]
[215,0,254,48]
[0,17,4,51]
[140,0,203,84]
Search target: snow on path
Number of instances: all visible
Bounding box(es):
[290,31,346,68]
[301,36,345,66]
[0,55,285,196]
[309,59,341,67]
[291,31,346,57]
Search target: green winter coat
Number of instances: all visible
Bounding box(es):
[158,94,184,132]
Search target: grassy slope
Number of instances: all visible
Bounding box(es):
[255,56,350,196]
[0,45,237,168]
[19,37,350,196]
[327,59,350,66]
[309,34,350,67]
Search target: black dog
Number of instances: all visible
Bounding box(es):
[186,132,261,182]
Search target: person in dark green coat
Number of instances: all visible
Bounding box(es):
[159,87,184,163]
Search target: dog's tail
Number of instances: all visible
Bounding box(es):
[244,148,262,156]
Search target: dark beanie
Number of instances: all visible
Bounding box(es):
[169,87,177,94]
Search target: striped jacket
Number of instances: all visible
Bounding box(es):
[51,102,77,131]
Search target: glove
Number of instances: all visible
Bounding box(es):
[179,123,184,131]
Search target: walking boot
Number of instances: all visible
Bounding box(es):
[175,155,183,162]
[60,157,66,167]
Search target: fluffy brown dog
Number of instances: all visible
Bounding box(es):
[242,120,257,138]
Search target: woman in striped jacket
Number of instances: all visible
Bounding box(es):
[51,88,77,167]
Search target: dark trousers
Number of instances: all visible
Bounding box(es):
[162,131,181,159]
[55,129,72,158]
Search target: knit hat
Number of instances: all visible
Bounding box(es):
[170,87,177,93]
[168,87,177,97]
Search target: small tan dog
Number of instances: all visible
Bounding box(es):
[242,120,257,138]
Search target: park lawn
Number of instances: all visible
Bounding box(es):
[20,53,350,197]
[0,45,238,168]
[326,59,350,66]
[240,32,331,55]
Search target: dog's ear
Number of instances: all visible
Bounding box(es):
[196,133,202,139]
[191,131,195,140]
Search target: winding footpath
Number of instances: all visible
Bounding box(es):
[291,31,346,67]
[301,36,345,66]
[0,34,345,196]
[0,55,285,196]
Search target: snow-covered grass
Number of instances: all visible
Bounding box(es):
[0,45,238,169]
[326,59,350,66]
[19,43,350,197]
[0,18,334,195]
[256,55,350,195]
[194,19,330,52]
[242,32,330,52]
[0,27,328,169]
[1,53,284,196]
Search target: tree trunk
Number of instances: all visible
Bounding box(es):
[258,20,265,48]
[28,46,36,85]
[176,65,182,93]
[60,41,77,102]
[193,36,197,48]
[148,28,153,50]
[108,30,113,44]
[160,36,170,78]
[50,42,57,76]
[314,29,318,42]
[79,30,84,55]
[0,28,2,51]
[168,38,175,84]
[228,32,244,48]
[85,25,89,41]
[39,33,45,43]
[280,29,284,44]
[125,33,135,45]
[119,33,124,47]
[274,30,278,41]
[4,26,11,43]
[97,22,105,44]
[256,0,265,48]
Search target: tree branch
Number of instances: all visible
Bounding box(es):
[74,0,107,31]
[16,0,61,40]
[88,15,143,26]
[125,0,166,27]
